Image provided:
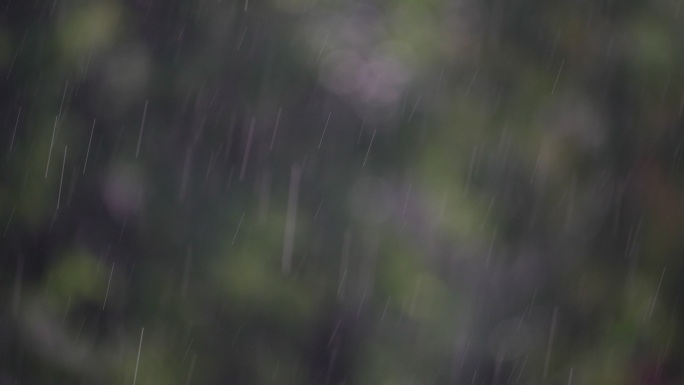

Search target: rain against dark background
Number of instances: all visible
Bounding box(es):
[1,0,684,384]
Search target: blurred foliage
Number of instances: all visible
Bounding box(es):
[2,0,684,384]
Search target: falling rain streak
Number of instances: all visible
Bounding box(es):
[318,112,331,150]
[45,116,58,179]
[649,268,666,318]
[363,129,376,167]
[136,101,148,158]
[239,117,255,182]
[270,108,281,151]
[551,59,564,95]
[56,146,67,212]
[8,107,20,153]
[3,204,16,238]
[103,262,114,310]
[83,119,95,174]
[282,164,301,274]
[185,353,197,385]
[544,307,558,378]
[232,212,245,245]
[133,328,144,385]
[5,33,25,80]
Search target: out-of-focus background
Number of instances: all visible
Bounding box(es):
[1,0,684,384]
